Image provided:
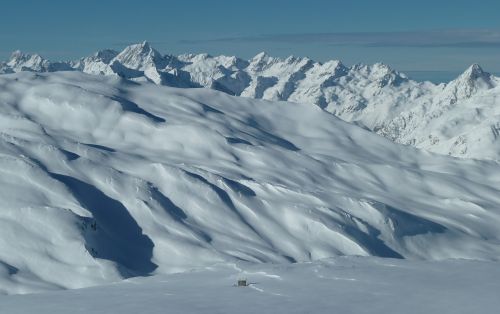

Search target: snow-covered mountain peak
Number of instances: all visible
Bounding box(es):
[93,49,119,63]
[116,41,156,56]
[247,51,284,72]
[442,63,495,101]
[213,55,249,70]
[346,62,408,89]
[322,59,346,69]
[457,63,493,86]
[184,52,214,62]
[9,50,25,61]
[312,60,347,77]
[464,63,486,76]
[71,49,119,75]
[251,51,270,61]
[353,62,405,79]
[284,55,311,64]
[6,50,49,72]
[1,43,500,160]
[113,41,166,71]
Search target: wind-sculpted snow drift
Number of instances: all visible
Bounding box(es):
[1,71,500,294]
[2,42,500,159]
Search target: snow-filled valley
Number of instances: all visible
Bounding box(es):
[2,42,500,160]
[1,70,500,308]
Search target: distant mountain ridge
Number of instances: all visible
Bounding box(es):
[2,41,500,160]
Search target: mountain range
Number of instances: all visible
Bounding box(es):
[2,41,500,160]
[1,71,500,294]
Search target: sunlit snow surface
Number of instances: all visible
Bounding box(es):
[3,44,500,159]
[2,257,500,314]
[1,72,500,305]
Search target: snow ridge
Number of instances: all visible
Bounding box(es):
[1,71,500,294]
[1,43,500,160]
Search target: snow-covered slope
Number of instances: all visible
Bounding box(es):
[379,64,500,159]
[2,43,500,160]
[1,71,500,294]
[3,257,500,314]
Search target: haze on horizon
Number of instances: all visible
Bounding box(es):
[1,0,499,81]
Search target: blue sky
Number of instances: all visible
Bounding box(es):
[1,0,500,76]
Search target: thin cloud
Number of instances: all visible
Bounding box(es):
[179,29,500,48]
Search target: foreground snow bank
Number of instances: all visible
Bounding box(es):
[2,257,499,314]
[1,71,500,294]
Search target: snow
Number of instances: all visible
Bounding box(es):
[379,64,500,159]
[2,44,500,159]
[1,257,499,314]
[71,49,118,75]
[113,41,168,71]
[1,71,500,299]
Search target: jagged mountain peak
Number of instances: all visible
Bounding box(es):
[322,59,345,67]
[349,62,408,87]
[9,49,25,59]
[92,49,119,63]
[247,52,277,72]
[117,41,158,56]
[443,63,495,100]
[250,53,313,66]
[114,41,167,70]
[284,55,311,63]
[123,40,153,52]
[456,63,491,84]
[319,59,348,74]
[5,50,51,72]
[464,63,485,76]
[140,40,150,48]
[351,62,398,75]
[2,43,500,161]
[251,51,271,61]
[213,55,249,70]
[187,53,214,62]
[8,50,44,63]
